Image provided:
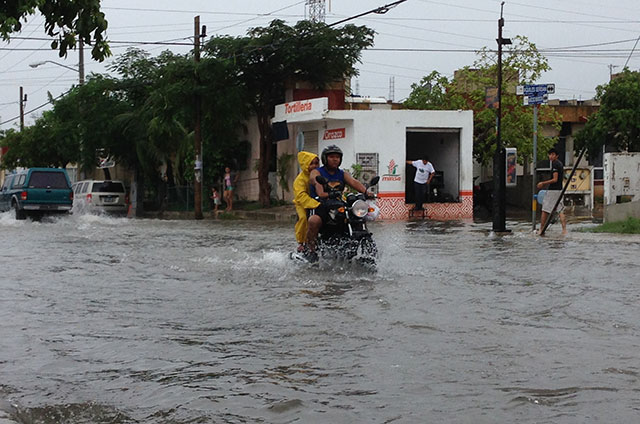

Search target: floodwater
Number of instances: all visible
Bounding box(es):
[0,212,639,424]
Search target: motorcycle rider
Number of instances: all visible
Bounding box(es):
[304,145,372,262]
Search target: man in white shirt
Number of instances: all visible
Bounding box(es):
[406,157,435,211]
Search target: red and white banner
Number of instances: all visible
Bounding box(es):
[323,128,345,140]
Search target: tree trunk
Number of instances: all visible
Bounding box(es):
[131,164,144,217]
[256,110,273,207]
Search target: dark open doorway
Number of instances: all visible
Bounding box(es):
[405,129,461,204]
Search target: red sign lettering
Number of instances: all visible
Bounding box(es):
[285,101,313,114]
[323,128,346,140]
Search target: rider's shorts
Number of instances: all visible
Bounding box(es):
[309,203,330,223]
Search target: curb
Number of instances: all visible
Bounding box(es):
[141,209,297,222]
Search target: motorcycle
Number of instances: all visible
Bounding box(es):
[314,175,380,268]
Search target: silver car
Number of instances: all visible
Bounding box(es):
[72,180,128,215]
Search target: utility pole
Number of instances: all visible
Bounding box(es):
[492,2,511,233]
[79,39,85,85]
[19,87,27,130]
[193,16,204,219]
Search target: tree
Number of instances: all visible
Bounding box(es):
[205,20,374,206]
[0,0,110,60]
[404,36,560,168]
[575,69,640,157]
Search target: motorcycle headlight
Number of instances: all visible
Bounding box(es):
[351,199,368,218]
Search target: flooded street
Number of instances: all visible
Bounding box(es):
[1,212,639,423]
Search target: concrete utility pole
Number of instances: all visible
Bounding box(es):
[492,2,511,233]
[193,16,204,219]
[79,39,85,85]
[19,86,25,130]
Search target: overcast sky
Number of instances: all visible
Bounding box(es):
[2,0,640,131]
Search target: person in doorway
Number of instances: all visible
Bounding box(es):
[304,145,372,262]
[537,148,567,235]
[406,157,435,210]
[293,151,320,253]
[210,187,221,217]
[223,167,238,212]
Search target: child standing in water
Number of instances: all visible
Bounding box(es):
[210,187,221,216]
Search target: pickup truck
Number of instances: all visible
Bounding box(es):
[0,168,73,220]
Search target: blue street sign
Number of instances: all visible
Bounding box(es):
[524,94,548,105]
[517,83,555,105]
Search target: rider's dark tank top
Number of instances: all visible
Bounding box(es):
[310,166,345,198]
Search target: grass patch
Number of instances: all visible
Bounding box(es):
[582,216,640,234]
[217,212,241,220]
[238,202,264,211]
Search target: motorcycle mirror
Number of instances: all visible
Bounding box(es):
[315,176,328,185]
[369,176,380,187]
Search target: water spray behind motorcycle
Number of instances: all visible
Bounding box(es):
[310,174,380,270]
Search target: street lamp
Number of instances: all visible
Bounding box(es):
[29,58,84,85]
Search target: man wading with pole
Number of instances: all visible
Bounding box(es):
[537,148,567,235]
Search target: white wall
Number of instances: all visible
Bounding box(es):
[604,152,640,205]
[322,109,474,195]
[271,107,474,208]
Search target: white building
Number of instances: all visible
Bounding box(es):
[272,97,474,220]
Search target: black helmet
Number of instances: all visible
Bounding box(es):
[321,145,343,167]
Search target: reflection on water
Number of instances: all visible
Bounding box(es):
[0,212,639,423]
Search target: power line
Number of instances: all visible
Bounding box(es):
[0,88,72,126]
[624,35,640,68]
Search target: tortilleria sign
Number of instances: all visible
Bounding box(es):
[323,128,345,140]
[285,100,313,114]
[274,97,329,122]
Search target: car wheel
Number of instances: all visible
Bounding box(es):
[13,202,26,220]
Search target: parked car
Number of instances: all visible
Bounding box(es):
[72,180,128,215]
[0,168,73,220]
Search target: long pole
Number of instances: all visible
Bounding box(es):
[79,39,85,85]
[492,5,507,232]
[19,86,25,131]
[531,104,538,231]
[539,147,587,236]
[193,16,203,220]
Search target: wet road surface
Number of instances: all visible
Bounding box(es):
[1,212,639,423]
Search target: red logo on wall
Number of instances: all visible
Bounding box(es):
[323,128,345,140]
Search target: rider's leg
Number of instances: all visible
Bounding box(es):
[306,215,322,253]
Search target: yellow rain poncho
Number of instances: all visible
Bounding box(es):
[293,151,321,244]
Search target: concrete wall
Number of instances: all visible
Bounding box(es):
[604,152,640,205]
[604,199,640,223]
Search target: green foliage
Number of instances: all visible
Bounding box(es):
[575,69,640,157]
[404,71,463,110]
[205,19,374,206]
[276,153,294,200]
[582,217,640,234]
[2,19,373,207]
[0,0,110,60]
[404,36,560,166]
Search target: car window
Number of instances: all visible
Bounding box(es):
[13,174,26,189]
[92,182,125,193]
[2,175,14,190]
[28,171,70,189]
[81,182,89,193]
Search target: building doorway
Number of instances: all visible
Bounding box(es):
[405,129,461,204]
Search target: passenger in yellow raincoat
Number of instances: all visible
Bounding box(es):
[293,151,320,252]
